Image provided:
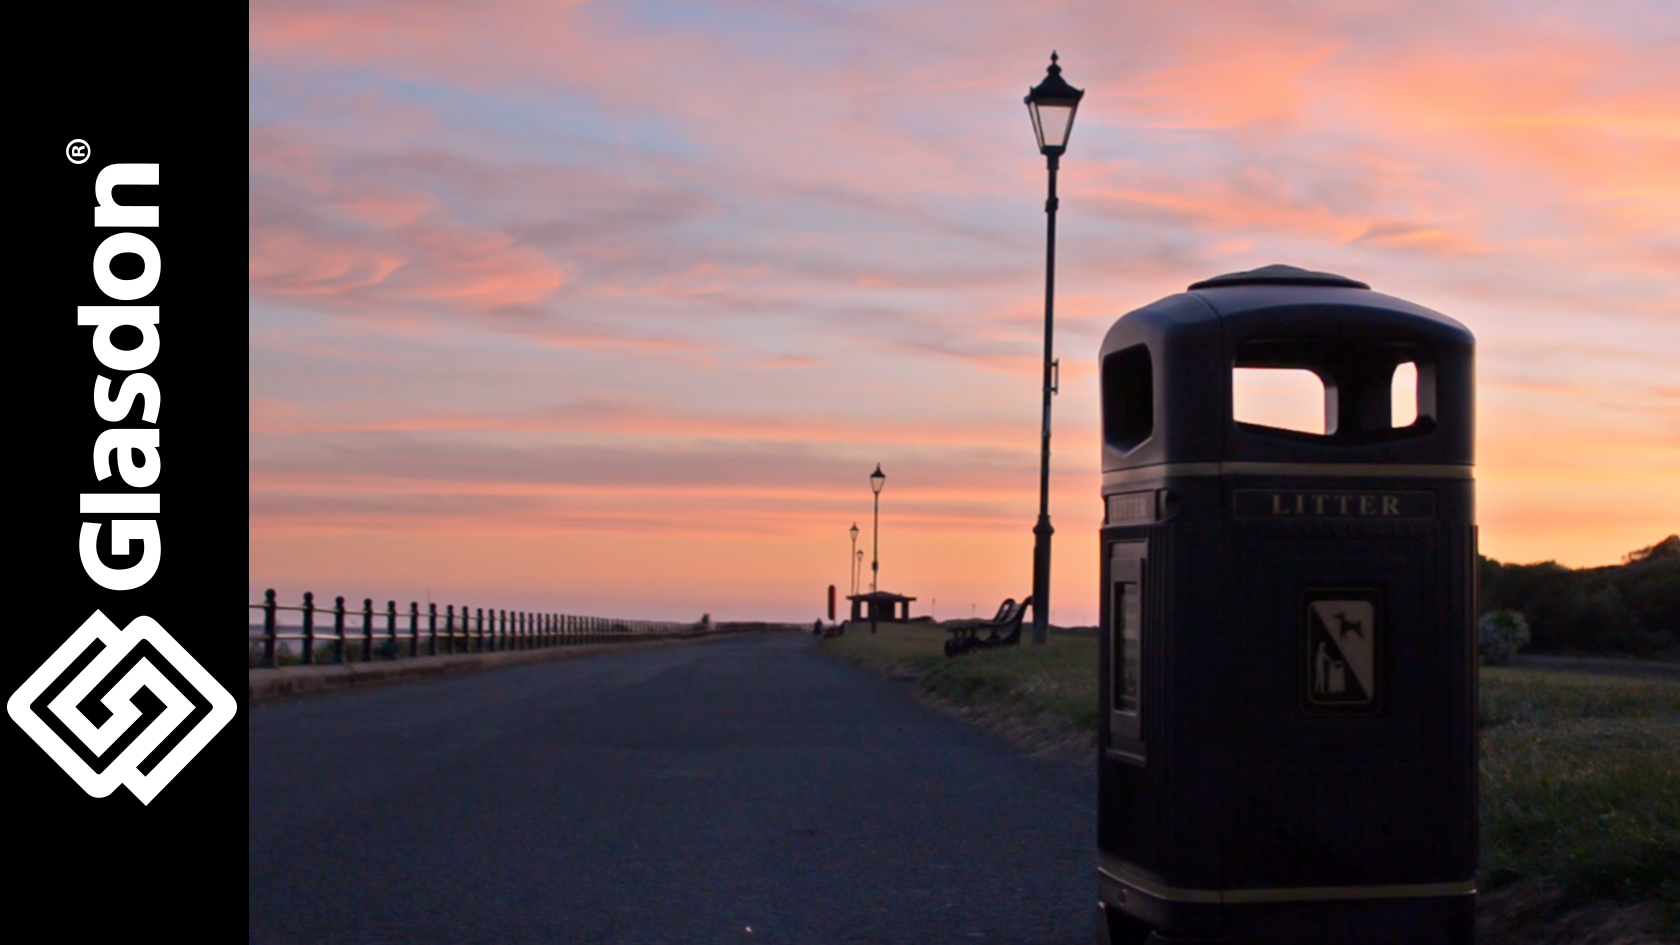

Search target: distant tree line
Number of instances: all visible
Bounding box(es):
[1480,535,1679,658]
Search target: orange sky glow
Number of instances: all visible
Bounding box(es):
[250,0,1679,621]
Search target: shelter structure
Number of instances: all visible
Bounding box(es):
[846,591,916,623]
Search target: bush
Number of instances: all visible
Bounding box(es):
[1480,611,1532,665]
[1481,535,1680,657]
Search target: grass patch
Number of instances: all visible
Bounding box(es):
[821,627,1680,930]
[1479,668,1680,924]
[822,621,1099,737]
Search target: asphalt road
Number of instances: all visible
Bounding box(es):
[249,632,1098,945]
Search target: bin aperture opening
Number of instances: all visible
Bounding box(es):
[1102,344,1153,452]
[1232,339,1437,443]
[1232,367,1329,435]
[1391,361,1418,427]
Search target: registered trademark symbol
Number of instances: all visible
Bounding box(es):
[66,139,90,164]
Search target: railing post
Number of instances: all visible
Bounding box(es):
[362,598,374,662]
[545,613,552,647]
[445,605,455,655]
[479,607,488,652]
[520,611,528,649]
[386,600,398,659]
[262,588,277,668]
[302,591,316,665]
[334,595,346,664]
[409,602,419,657]
[428,603,438,657]
[499,609,507,650]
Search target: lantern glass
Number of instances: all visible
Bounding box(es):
[1030,100,1077,152]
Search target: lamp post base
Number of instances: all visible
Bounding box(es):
[1031,515,1053,645]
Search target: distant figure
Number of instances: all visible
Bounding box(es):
[812,619,822,635]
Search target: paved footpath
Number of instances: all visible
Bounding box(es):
[249,632,1097,945]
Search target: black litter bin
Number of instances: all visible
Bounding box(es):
[1094,265,1476,945]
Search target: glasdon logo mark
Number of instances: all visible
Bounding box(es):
[8,612,235,804]
[8,154,232,802]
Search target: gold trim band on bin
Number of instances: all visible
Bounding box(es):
[1103,462,1474,487]
[1099,855,1475,905]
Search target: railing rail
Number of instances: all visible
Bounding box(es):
[249,589,706,668]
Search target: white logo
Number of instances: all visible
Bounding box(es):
[66,139,90,164]
[8,612,236,804]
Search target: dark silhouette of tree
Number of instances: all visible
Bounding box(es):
[1480,536,1679,657]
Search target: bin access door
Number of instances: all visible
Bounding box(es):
[1108,541,1146,760]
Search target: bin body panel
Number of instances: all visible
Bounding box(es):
[1095,270,1476,944]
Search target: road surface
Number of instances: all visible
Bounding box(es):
[249,632,1097,944]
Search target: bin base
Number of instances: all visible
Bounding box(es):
[1099,867,1474,945]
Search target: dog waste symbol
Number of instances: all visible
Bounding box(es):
[1307,599,1375,705]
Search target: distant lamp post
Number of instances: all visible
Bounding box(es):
[1024,51,1084,646]
[849,522,860,596]
[869,464,886,594]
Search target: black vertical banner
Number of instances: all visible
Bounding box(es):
[11,22,245,933]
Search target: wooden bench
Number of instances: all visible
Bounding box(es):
[943,596,1032,657]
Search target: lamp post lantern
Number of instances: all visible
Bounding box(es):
[869,464,885,594]
[849,522,860,597]
[1025,51,1083,646]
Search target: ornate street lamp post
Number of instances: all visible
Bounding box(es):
[869,464,886,593]
[1024,52,1083,646]
[849,522,860,597]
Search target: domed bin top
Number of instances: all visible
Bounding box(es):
[1098,265,1474,471]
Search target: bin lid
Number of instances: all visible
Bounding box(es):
[1188,264,1369,291]
[1099,264,1473,470]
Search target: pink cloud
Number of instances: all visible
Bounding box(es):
[247,0,1680,613]
[249,129,566,313]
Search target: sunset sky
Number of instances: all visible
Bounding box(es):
[249,0,1679,622]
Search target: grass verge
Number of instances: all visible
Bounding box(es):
[820,622,1680,938]
[1479,668,1680,930]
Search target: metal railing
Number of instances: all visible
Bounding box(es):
[249,589,702,669]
